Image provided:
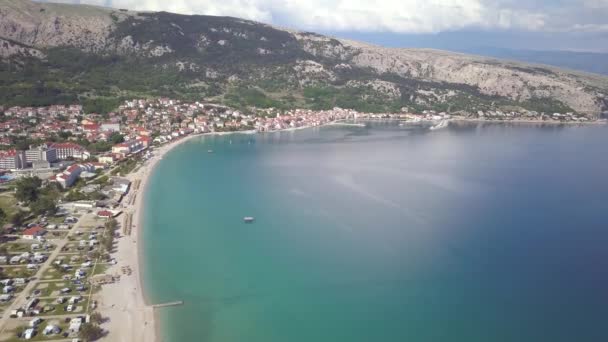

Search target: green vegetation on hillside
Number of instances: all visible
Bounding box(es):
[303,86,402,112]
[0,9,581,115]
[225,88,285,109]
[0,48,198,112]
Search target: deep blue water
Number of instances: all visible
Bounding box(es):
[142,122,608,342]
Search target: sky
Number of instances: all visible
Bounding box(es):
[38,0,608,52]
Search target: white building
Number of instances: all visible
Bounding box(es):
[50,163,98,188]
[101,122,121,132]
[48,143,90,160]
[0,150,26,170]
[25,146,58,164]
[111,139,144,156]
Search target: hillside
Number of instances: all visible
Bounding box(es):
[1,0,608,116]
[454,47,608,76]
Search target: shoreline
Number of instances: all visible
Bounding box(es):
[115,127,324,341]
[99,129,258,342]
[451,118,607,126]
[97,133,201,342]
[133,133,203,341]
[99,118,606,341]
[356,117,607,125]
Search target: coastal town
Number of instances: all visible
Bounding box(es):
[0,98,605,341]
[0,99,603,179]
[0,98,361,341]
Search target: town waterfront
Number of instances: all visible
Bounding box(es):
[142,122,608,342]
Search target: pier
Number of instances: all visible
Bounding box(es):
[152,301,184,308]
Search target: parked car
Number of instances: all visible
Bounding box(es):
[29,317,42,327]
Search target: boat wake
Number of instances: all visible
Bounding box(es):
[430,120,449,130]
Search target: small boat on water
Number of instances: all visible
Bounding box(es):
[430,120,449,131]
[208,149,214,153]
[243,217,255,223]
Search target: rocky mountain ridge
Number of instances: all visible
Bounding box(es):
[1,0,607,116]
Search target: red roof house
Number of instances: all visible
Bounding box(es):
[22,226,46,240]
[97,210,114,218]
[83,124,100,132]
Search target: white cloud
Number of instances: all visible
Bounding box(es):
[75,0,275,22]
[276,0,487,33]
[583,0,608,9]
[571,23,608,32]
[39,0,608,34]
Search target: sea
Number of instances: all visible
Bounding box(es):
[142,121,608,342]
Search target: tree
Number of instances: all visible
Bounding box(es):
[65,190,87,202]
[14,326,26,338]
[109,132,125,144]
[30,196,57,216]
[15,140,29,150]
[89,249,102,260]
[78,323,104,341]
[57,131,72,140]
[52,263,67,273]
[88,141,112,153]
[10,210,27,226]
[14,177,42,203]
[100,234,113,253]
[93,175,109,186]
[90,312,103,324]
[88,191,107,201]
[105,218,118,231]
[0,208,6,226]
[41,182,63,201]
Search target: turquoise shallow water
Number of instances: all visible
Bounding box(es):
[142,122,608,342]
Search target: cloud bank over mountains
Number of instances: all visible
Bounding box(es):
[39,0,608,34]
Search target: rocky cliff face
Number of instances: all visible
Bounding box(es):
[343,46,608,115]
[0,37,44,58]
[0,0,121,52]
[1,0,607,115]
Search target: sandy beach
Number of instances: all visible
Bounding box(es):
[97,133,201,342]
[95,127,329,341]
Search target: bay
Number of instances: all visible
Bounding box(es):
[142,122,608,342]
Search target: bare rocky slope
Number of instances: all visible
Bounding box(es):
[1,0,607,116]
